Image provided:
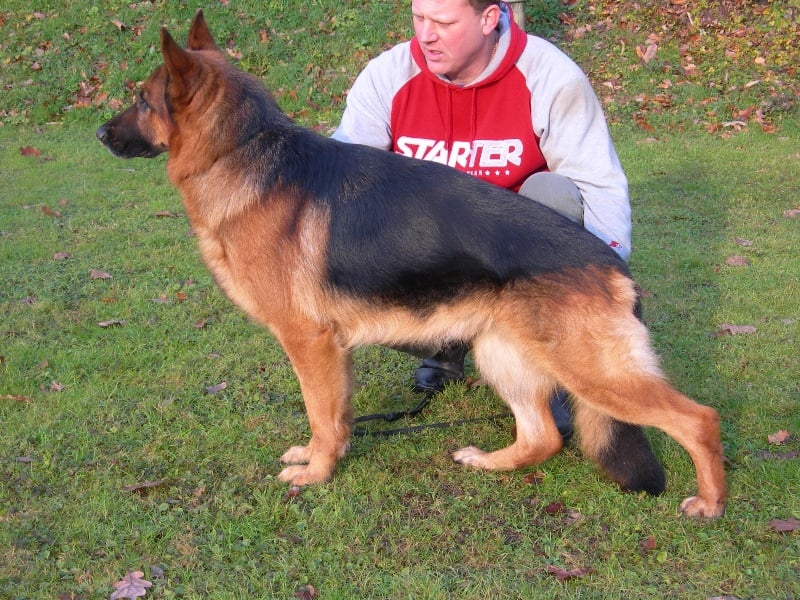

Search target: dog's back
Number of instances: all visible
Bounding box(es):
[189,73,630,307]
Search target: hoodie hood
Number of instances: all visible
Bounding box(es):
[398,3,541,190]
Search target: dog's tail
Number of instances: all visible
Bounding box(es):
[574,405,666,495]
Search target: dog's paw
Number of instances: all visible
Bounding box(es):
[280,445,311,465]
[277,464,331,487]
[679,495,725,519]
[451,445,490,469]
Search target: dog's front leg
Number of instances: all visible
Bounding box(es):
[272,321,353,486]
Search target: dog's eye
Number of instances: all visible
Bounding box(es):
[137,93,151,111]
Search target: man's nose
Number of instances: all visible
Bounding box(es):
[417,20,437,43]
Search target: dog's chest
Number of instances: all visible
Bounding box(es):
[193,228,268,319]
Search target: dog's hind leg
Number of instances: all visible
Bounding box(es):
[271,321,353,486]
[452,332,563,469]
[563,317,726,518]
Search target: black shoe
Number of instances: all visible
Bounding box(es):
[550,389,573,444]
[413,359,465,393]
[412,344,468,393]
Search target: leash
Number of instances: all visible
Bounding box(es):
[351,392,511,438]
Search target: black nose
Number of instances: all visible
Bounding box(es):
[96,125,108,143]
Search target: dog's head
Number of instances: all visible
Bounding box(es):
[96,10,222,158]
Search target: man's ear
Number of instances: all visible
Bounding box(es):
[187,9,220,52]
[481,4,502,34]
[161,28,203,105]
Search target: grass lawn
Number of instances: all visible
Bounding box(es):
[2,2,799,598]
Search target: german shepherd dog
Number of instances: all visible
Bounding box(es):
[97,12,726,517]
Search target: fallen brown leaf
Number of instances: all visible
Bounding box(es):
[110,571,152,600]
[546,565,593,580]
[715,324,757,337]
[544,501,566,515]
[205,381,228,394]
[1,394,32,402]
[768,430,791,445]
[725,255,751,267]
[98,319,125,328]
[467,376,488,389]
[770,517,800,533]
[284,486,302,502]
[753,450,798,460]
[20,145,42,157]
[635,42,658,64]
[634,113,654,131]
[123,479,169,493]
[295,584,319,600]
[639,535,657,554]
[90,269,113,280]
[522,471,545,485]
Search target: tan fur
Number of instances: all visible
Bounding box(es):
[98,12,727,517]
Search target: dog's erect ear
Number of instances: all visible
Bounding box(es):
[160,28,203,105]
[187,10,220,52]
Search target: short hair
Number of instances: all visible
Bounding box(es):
[468,0,501,11]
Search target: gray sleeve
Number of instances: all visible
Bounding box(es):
[332,42,418,150]
[520,38,632,261]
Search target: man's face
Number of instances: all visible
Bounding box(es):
[411,0,497,85]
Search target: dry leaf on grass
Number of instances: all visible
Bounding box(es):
[91,269,113,280]
[725,255,750,267]
[546,565,593,580]
[110,571,152,600]
[205,381,228,394]
[294,584,319,600]
[98,320,125,328]
[123,479,169,493]
[770,517,800,534]
[639,535,657,554]
[2,394,32,402]
[635,43,658,64]
[715,324,757,337]
[522,471,545,485]
[544,501,567,515]
[767,430,791,445]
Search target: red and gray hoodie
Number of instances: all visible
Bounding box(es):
[333,4,632,261]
